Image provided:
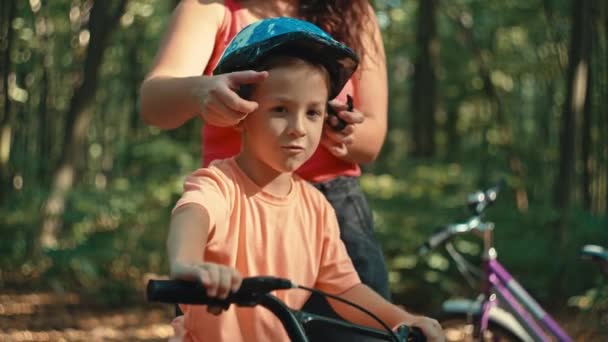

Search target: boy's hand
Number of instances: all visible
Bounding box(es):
[322,99,365,157]
[194,71,268,127]
[170,262,243,315]
[408,315,445,342]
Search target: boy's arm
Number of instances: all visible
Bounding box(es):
[327,284,445,342]
[167,203,241,299]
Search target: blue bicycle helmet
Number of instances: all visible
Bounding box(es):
[214,17,359,100]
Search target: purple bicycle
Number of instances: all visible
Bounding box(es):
[418,182,573,342]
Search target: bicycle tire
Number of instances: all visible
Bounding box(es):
[440,313,524,342]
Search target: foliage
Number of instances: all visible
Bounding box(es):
[1,0,606,323]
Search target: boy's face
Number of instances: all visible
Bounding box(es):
[239,61,329,174]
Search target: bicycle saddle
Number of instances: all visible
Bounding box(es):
[581,244,608,262]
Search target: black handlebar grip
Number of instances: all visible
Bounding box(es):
[428,226,452,249]
[395,325,426,342]
[147,277,293,307]
[409,327,426,342]
[408,327,426,342]
[418,225,453,255]
[147,279,224,306]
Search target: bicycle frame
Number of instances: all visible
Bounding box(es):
[426,184,574,341]
[477,229,573,342]
[258,293,400,341]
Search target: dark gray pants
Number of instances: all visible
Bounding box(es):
[302,176,391,341]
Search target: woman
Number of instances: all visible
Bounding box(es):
[140,1,389,340]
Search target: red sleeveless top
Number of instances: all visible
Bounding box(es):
[201,0,361,182]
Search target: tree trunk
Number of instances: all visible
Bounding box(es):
[411,0,438,157]
[35,3,51,185]
[552,0,593,296]
[581,63,592,211]
[37,61,50,183]
[554,0,592,234]
[445,106,459,159]
[0,0,16,204]
[40,0,129,250]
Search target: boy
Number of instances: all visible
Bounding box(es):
[167,18,444,342]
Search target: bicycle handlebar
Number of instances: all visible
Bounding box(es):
[467,180,504,215]
[147,277,425,342]
[418,225,452,255]
[581,245,608,275]
[147,276,294,308]
[418,181,504,255]
[418,217,493,255]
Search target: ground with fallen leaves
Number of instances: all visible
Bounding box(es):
[0,291,174,341]
[0,290,605,341]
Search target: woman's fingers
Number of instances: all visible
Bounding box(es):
[325,124,355,143]
[222,70,268,113]
[321,119,353,157]
[225,70,268,88]
[337,109,364,125]
[207,96,249,125]
[198,71,268,127]
[328,99,348,112]
[321,137,348,157]
[216,85,259,114]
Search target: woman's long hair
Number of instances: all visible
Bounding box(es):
[299,0,375,63]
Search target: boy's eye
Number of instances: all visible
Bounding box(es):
[307,110,322,118]
[272,106,288,113]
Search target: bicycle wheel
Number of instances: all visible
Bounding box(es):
[440,314,524,342]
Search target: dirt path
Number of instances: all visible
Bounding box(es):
[0,291,174,341]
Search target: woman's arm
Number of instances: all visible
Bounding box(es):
[328,284,444,342]
[323,5,388,164]
[349,6,388,163]
[139,0,224,129]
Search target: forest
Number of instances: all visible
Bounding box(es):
[0,0,606,340]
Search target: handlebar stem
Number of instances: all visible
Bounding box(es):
[258,294,310,342]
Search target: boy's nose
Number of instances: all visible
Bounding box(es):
[287,114,306,137]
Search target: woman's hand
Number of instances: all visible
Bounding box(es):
[195,70,268,127]
[321,99,365,157]
[170,261,242,315]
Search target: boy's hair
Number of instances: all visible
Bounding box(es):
[238,52,331,100]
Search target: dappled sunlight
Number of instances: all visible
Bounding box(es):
[0,291,174,341]
[0,0,606,341]
[0,323,173,341]
[0,293,79,316]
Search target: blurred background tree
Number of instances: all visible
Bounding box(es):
[0,0,606,338]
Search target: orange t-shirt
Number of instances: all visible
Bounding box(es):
[201,0,361,182]
[173,158,361,342]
